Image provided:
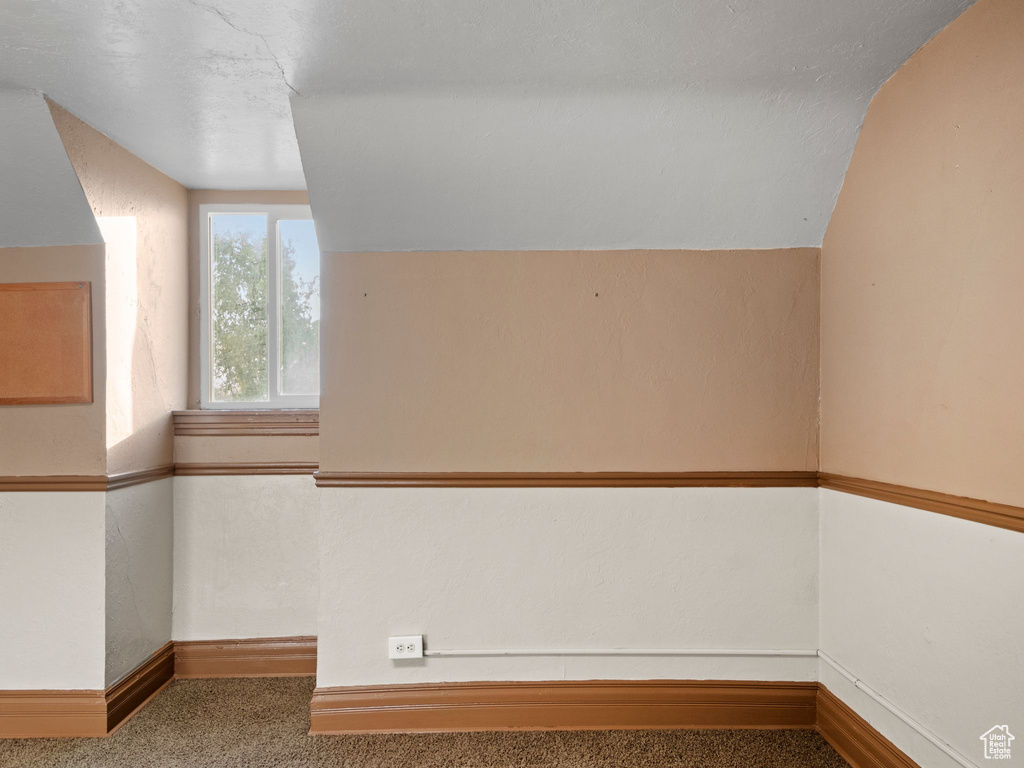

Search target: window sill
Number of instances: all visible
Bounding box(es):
[172,409,319,437]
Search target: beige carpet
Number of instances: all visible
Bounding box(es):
[0,678,850,767]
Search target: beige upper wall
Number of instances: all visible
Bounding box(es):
[173,435,319,465]
[0,244,107,475]
[50,102,189,475]
[820,0,1024,506]
[320,249,819,472]
[186,190,310,409]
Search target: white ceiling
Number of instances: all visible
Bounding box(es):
[0,0,972,191]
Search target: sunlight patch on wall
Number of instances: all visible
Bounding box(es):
[99,215,138,453]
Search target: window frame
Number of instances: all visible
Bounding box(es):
[199,202,320,410]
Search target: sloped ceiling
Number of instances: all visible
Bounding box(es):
[0,90,102,248]
[0,0,973,246]
[295,89,867,251]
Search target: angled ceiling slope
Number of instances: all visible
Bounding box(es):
[0,0,973,246]
[288,0,974,251]
[0,89,101,248]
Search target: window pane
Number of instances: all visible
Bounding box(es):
[210,213,268,402]
[278,219,320,396]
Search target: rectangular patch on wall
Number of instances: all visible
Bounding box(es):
[0,282,93,405]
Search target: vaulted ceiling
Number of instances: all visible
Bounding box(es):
[0,0,973,247]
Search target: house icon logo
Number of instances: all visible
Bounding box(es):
[980,725,1014,760]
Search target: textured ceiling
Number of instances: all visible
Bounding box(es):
[0,0,972,191]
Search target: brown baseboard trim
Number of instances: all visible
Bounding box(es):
[816,685,920,768]
[0,660,931,764]
[313,471,820,488]
[174,462,319,476]
[106,642,175,734]
[174,636,317,678]
[0,689,106,738]
[819,473,1024,535]
[0,642,174,738]
[172,410,319,437]
[309,679,818,734]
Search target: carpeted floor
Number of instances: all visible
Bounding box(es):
[0,678,850,767]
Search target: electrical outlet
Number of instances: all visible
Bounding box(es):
[388,635,424,659]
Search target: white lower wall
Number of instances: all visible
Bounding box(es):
[0,492,106,689]
[317,487,819,687]
[819,489,1024,768]
[7,472,1018,768]
[172,475,320,640]
[106,478,173,686]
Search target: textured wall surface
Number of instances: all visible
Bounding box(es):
[0,245,107,476]
[820,0,1024,506]
[320,249,819,472]
[173,436,319,465]
[50,102,189,476]
[0,493,106,690]
[819,489,1024,768]
[173,476,319,641]
[0,90,102,248]
[816,9,1024,762]
[317,487,819,687]
[105,479,173,687]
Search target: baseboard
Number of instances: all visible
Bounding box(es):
[816,685,921,768]
[0,689,106,738]
[174,636,317,678]
[0,637,310,738]
[309,679,819,734]
[0,642,174,738]
[310,677,927,766]
[106,642,175,734]
[0,644,935,766]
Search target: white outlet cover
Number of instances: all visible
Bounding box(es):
[388,635,424,659]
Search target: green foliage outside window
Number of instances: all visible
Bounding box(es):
[212,229,268,401]
[211,228,319,402]
[280,240,320,395]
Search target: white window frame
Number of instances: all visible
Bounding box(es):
[199,203,319,410]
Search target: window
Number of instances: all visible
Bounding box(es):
[199,204,320,409]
